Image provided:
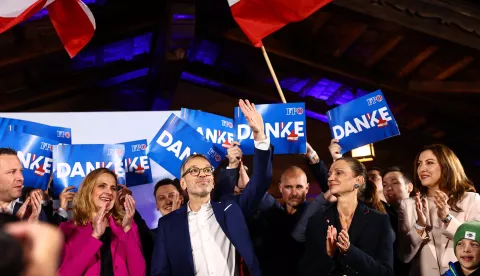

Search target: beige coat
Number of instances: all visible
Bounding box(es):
[398,192,480,276]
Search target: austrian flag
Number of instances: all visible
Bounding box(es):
[0,0,96,58]
[228,0,332,47]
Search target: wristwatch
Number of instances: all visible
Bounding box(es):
[442,214,453,224]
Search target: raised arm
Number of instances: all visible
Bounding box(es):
[236,99,273,218]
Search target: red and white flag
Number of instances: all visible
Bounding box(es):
[228,0,332,47]
[0,0,96,58]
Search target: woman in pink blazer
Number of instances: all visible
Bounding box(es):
[58,168,146,276]
[399,144,480,276]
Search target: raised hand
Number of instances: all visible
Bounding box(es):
[326,225,338,258]
[171,193,182,212]
[328,139,343,162]
[122,194,136,233]
[306,142,319,164]
[15,197,31,220]
[237,162,250,190]
[433,190,450,221]
[415,192,428,227]
[59,186,76,210]
[92,204,108,239]
[239,99,266,141]
[117,184,132,207]
[226,141,242,169]
[337,229,350,253]
[28,190,43,223]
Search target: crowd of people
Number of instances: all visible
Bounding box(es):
[0,99,479,276]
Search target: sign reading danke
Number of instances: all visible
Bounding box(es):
[234,102,307,155]
[327,90,400,154]
[148,114,222,179]
[180,108,234,156]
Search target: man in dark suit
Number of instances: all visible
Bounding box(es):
[0,148,46,222]
[151,99,273,276]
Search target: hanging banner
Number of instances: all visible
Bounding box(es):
[0,117,72,144]
[52,144,126,197]
[326,90,400,153]
[119,139,153,187]
[234,102,306,155]
[0,131,57,190]
[148,114,222,179]
[181,108,234,155]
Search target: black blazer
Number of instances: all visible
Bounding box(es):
[299,202,394,276]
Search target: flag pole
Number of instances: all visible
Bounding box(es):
[261,45,287,103]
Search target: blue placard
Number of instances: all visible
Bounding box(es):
[148,114,223,179]
[180,108,234,156]
[326,90,400,153]
[0,117,72,144]
[52,144,126,197]
[119,139,153,187]
[234,102,307,155]
[0,131,57,190]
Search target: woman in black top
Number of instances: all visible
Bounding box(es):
[299,157,394,276]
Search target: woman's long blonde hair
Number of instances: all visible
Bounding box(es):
[72,168,124,226]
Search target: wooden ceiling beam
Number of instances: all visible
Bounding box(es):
[434,56,474,80]
[397,45,438,78]
[310,12,331,36]
[333,24,368,57]
[365,34,403,68]
[409,81,480,93]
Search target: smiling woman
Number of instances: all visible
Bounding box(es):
[398,144,480,276]
[57,168,146,276]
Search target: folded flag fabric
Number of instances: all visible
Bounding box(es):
[0,0,96,57]
[227,0,332,47]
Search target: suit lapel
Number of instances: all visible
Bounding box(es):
[181,206,195,274]
[211,201,228,235]
[348,203,370,245]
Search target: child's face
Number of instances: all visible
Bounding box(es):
[456,239,480,270]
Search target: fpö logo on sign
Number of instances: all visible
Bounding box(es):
[0,131,57,190]
[0,117,72,144]
[148,114,222,179]
[52,144,126,197]
[327,90,400,154]
[180,108,235,154]
[120,139,152,187]
[234,102,307,155]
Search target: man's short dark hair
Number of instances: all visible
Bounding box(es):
[153,178,183,197]
[0,148,17,157]
[367,166,384,177]
[384,166,412,184]
[180,153,210,176]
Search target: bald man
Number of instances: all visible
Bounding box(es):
[248,166,312,276]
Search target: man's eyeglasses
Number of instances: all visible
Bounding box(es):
[182,166,214,177]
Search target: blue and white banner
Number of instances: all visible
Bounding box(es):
[119,139,152,187]
[181,108,234,156]
[326,90,400,153]
[148,114,222,179]
[52,144,126,197]
[0,117,72,144]
[234,102,307,155]
[0,131,57,190]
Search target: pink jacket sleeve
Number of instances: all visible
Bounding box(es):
[58,223,102,276]
[124,221,147,276]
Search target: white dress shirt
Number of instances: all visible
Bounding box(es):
[188,202,237,276]
[187,137,270,276]
[0,200,16,215]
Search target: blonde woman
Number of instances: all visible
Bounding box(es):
[399,144,480,275]
[58,168,145,276]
